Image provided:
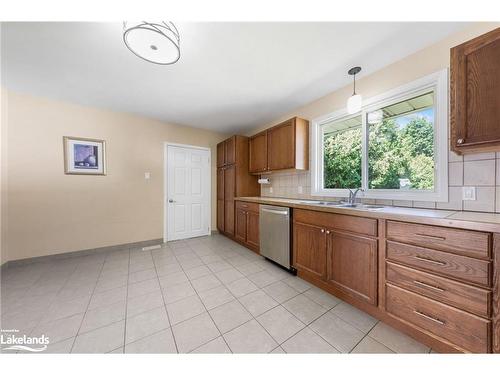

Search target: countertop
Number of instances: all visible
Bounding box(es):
[235,196,500,233]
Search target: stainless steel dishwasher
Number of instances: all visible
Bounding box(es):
[259,205,292,270]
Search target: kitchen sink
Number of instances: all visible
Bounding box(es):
[362,204,384,209]
[298,201,343,206]
[298,200,386,210]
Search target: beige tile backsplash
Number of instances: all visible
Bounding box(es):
[260,152,500,213]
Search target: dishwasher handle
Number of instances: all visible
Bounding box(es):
[261,208,289,216]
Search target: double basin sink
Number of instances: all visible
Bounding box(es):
[298,200,385,211]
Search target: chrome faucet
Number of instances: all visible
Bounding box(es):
[347,188,364,205]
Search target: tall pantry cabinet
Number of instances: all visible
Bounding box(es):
[216,135,260,238]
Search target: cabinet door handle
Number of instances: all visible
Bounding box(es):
[415,233,446,241]
[413,255,446,266]
[457,138,465,145]
[326,230,330,234]
[413,280,445,292]
[413,310,445,325]
[320,229,325,233]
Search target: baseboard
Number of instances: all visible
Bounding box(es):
[3,238,163,269]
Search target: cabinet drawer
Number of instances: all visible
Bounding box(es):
[386,241,491,287]
[386,221,490,259]
[235,201,259,213]
[386,262,491,317]
[386,284,490,353]
[294,209,377,237]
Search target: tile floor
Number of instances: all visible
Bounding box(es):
[0,234,432,353]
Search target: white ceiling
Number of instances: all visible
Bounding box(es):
[1,22,468,134]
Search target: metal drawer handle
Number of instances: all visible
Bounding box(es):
[415,233,446,241]
[414,310,445,325]
[413,280,445,292]
[413,255,446,266]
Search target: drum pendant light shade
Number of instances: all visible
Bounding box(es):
[123,21,180,65]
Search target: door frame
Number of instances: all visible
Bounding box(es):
[164,142,212,243]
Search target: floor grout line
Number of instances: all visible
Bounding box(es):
[172,243,234,353]
[68,256,107,353]
[151,244,180,354]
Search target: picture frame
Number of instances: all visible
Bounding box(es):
[63,136,106,175]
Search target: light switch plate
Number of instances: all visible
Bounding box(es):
[462,186,476,200]
[144,172,151,180]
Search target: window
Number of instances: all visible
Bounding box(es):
[311,70,448,202]
[323,115,362,189]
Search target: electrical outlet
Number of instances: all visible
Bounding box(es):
[462,186,476,200]
[144,172,151,180]
[270,187,273,194]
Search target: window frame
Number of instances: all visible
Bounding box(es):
[311,69,449,202]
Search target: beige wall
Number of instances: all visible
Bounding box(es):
[249,22,500,213]
[1,90,228,262]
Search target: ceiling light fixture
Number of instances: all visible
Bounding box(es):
[347,66,362,114]
[123,21,180,65]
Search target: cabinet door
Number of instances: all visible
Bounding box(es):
[235,208,247,242]
[249,131,268,173]
[451,28,500,153]
[326,231,378,305]
[217,200,225,232]
[224,165,236,236]
[293,221,326,279]
[268,119,295,170]
[246,210,260,251]
[225,136,236,165]
[217,168,224,200]
[217,141,226,167]
[216,168,225,232]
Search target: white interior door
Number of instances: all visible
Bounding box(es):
[166,145,210,241]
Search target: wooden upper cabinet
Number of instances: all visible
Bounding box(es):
[217,141,225,167]
[268,119,296,170]
[326,231,378,305]
[225,136,236,165]
[249,131,268,173]
[451,28,500,154]
[249,117,309,174]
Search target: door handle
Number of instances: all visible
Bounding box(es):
[168,199,175,203]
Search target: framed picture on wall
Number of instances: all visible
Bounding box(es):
[63,136,106,175]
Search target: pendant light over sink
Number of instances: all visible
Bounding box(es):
[347,66,362,114]
[123,21,180,65]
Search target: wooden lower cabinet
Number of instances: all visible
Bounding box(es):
[293,209,377,305]
[217,199,225,233]
[234,201,260,253]
[326,231,378,305]
[291,208,498,353]
[293,221,326,279]
[224,200,235,236]
[235,208,247,243]
[246,211,260,249]
[386,284,490,353]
